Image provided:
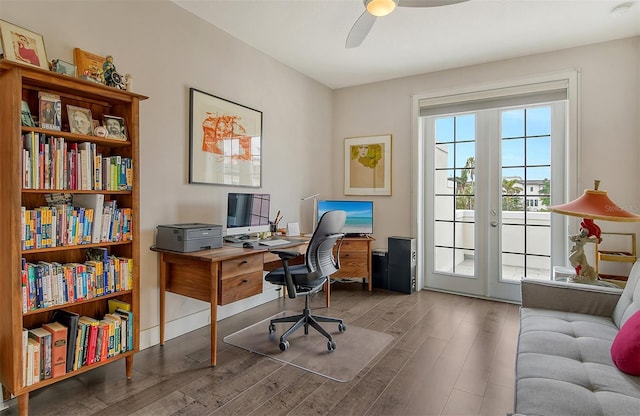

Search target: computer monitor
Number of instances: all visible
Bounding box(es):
[317,200,373,236]
[226,192,271,237]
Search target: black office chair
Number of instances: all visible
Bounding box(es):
[265,210,347,352]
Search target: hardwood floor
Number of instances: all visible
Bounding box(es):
[2,283,520,416]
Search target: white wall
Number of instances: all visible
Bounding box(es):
[333,36,640,251]
[1,0,334,348]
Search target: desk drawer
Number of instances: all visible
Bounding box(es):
[219,270,263,305]
[333,251,369,277]
[220,254,263,279]
[338,239,369,252]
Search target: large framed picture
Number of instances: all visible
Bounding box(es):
[344,134,392,196]
[0,19,49,70]
[189,88,263,187]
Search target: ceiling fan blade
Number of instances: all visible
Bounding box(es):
[345,11,377,48]
[397,0,468,7]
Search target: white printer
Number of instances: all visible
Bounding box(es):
[156,223,223,252]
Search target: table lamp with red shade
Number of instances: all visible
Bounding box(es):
[549,180,640,285]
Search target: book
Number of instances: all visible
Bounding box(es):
[22,328,28,386]
[28,327,52,380]
[42,322,68,378]
[51,309,79,373]
[38,92,61,131]
[78,316,99,365]
[108,299,131,314]
[72,194,104,243]
[26,338,40,385]
[73,321,85,370]
[114,308,133,352]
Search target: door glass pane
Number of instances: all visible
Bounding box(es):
[455,248,474,276]
[434,246,453,273]
[502,253,524,282]
[434,221,453,246]
[434,196,454,221]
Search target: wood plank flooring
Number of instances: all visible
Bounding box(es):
[2,283,520,416]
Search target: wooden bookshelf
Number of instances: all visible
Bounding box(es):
[0,59,147,415]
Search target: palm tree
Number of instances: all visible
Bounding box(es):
[539,178,550,208]
[502,178,523,211]
[455,157,475,209]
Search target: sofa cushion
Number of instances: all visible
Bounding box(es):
[611,309,640,375]
[516,307,640,415]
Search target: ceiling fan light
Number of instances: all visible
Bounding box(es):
[366,0,397,17]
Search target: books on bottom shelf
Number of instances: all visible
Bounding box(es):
[23,302,133,387]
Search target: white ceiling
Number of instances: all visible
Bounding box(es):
[173,0,640,89]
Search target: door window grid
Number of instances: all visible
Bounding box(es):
[434,115,475,276]
[500,107,552,281]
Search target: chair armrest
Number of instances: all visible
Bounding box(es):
[521,278,623,317]
[270,249,303,260]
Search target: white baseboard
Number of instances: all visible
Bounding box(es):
[140,283,281,350]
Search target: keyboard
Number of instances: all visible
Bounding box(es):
[259,239,290,247]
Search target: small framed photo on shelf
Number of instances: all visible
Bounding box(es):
[21,100,35,127]
[50,59,76,77]
[38,92,61,131]
[103,115,127,140]
[0,19,49,70]
[66,105,93,136]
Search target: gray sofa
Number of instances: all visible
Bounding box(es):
[515,261,640,415]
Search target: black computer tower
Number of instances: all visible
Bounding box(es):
[388,236,417,294]
[372,249,389,290]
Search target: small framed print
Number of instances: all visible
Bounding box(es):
[51,59,76,77]
[0,19,49,70]
[67,105,93,136]
[103,115,127,140]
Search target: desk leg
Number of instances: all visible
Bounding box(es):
[210,262,219,367]
[159,253,167,345]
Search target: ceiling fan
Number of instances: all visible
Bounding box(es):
[346,0,469,48]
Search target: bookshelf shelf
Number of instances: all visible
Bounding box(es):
[22,290,134,317]
[0,59,147,415]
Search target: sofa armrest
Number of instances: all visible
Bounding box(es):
[521,278,623,317]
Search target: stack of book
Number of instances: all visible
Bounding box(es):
[21,194,132,250]
[21,251,133,312]
[21,133,133,191]
[23,300,134,387]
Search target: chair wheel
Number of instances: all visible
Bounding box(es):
[279,340,290,351]
[338,323,346,333]
[327,341,336,351]
[268,323,276,334]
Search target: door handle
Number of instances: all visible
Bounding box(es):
[490,221,499,227]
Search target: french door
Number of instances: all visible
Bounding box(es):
[422,102,567,302]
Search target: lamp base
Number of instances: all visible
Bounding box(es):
[567,274,620,288]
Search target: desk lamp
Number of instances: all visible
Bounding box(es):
[549,180,640,285]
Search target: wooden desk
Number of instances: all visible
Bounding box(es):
[151,239,307,366]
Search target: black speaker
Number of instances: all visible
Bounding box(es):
[372,249,389,290]
[388,236,417,294]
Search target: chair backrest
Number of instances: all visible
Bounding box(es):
[612,260,640,328]
[305,210,346,278]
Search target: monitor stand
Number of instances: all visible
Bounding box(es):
[224,235,259,243]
